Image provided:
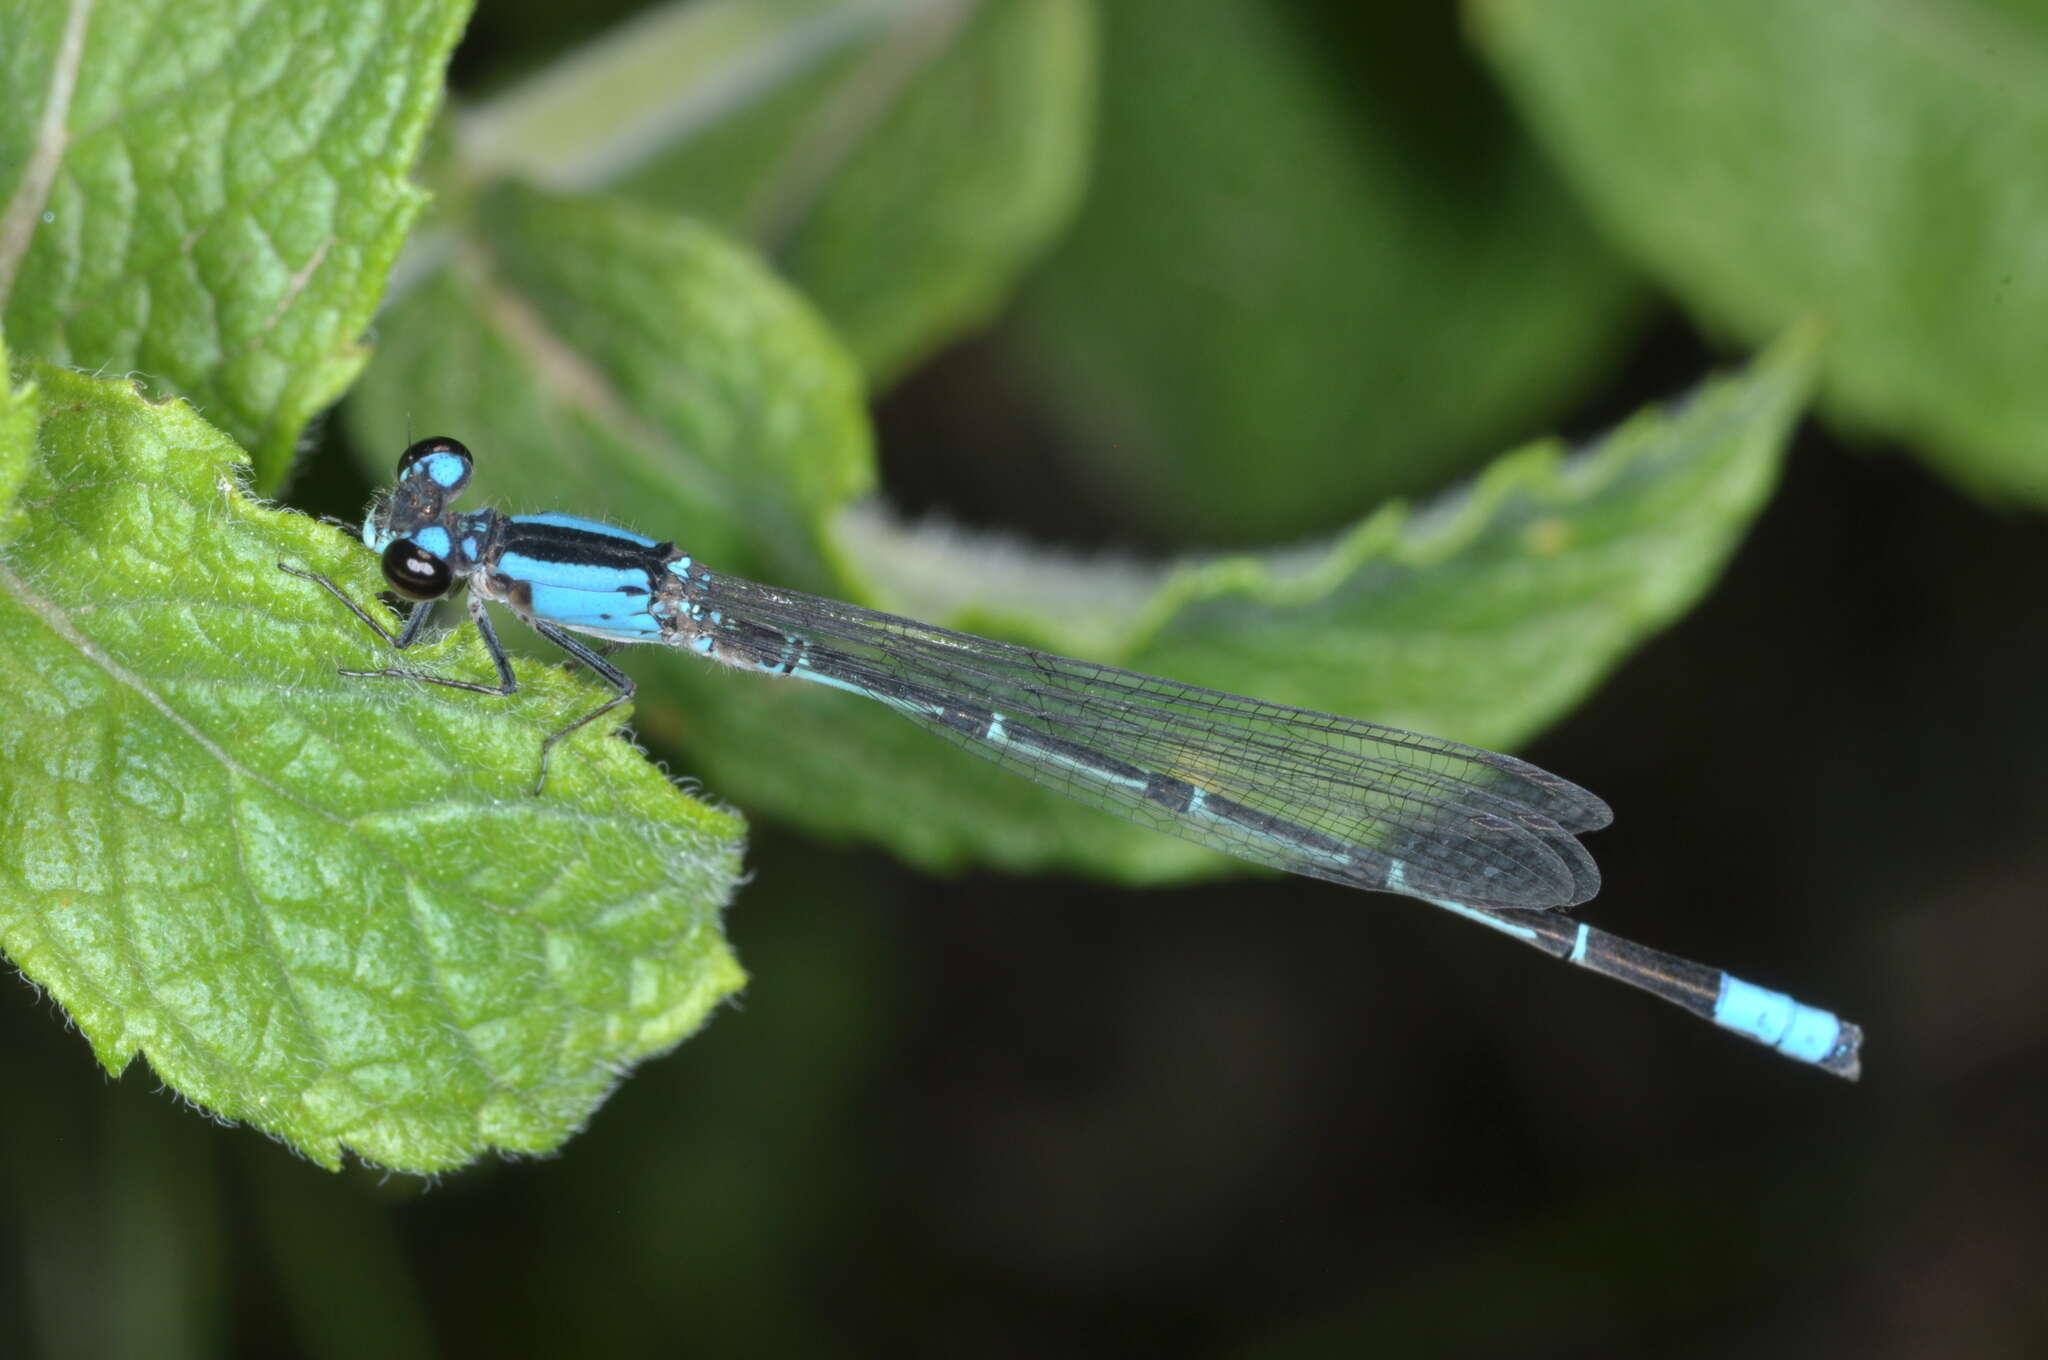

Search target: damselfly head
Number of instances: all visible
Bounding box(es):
[363,436,475,551]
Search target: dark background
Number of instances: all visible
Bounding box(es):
[5,4,2045,1357]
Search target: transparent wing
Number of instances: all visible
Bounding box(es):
[694,574,1612,910]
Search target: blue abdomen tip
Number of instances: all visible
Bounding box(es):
[1715,976,1843,1064]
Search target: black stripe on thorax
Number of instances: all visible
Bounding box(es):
[498,519,676,573]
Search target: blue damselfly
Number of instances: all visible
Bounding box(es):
[282,438,1863,1078]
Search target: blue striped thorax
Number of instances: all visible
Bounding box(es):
[483,513,678,643]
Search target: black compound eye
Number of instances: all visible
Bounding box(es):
[394,436,473,494]
[381,539,453,601]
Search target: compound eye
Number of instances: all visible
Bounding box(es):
[394,436,473,494]
[381,539,454,600]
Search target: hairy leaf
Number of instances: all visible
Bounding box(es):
[0,0,467,491]
[0,361,746,1172]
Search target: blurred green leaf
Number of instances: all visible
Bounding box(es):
[351,220,1815,886]
[761,0,1094,381]
[447,0,1095,382]
[449,0,895,192]
[0,363,745,1172]
[682,329,1817,880]
[1001,0,1646,546]
[351,182,873,582]
[1473,0,2048,503]
[0,0,467,492]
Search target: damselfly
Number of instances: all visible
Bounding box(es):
[282,437,1864,1078]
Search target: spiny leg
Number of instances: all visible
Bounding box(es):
[528,620,635,796]
[282,563,630,795]
[277,562,434,650]
[281,562,518,697]
[329,590,518,697]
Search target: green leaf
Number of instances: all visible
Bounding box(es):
[446,0,1096,382]
[672,329,1818,881]
[1472,0,2048,504]
[0,330,34,543]
[1000,0,1646,545]
[350,183,872,585]
[0,363,746,1172]
[758,0,1095,382]
[0,0,468,492]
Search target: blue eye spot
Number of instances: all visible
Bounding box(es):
[425,452,467,488]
